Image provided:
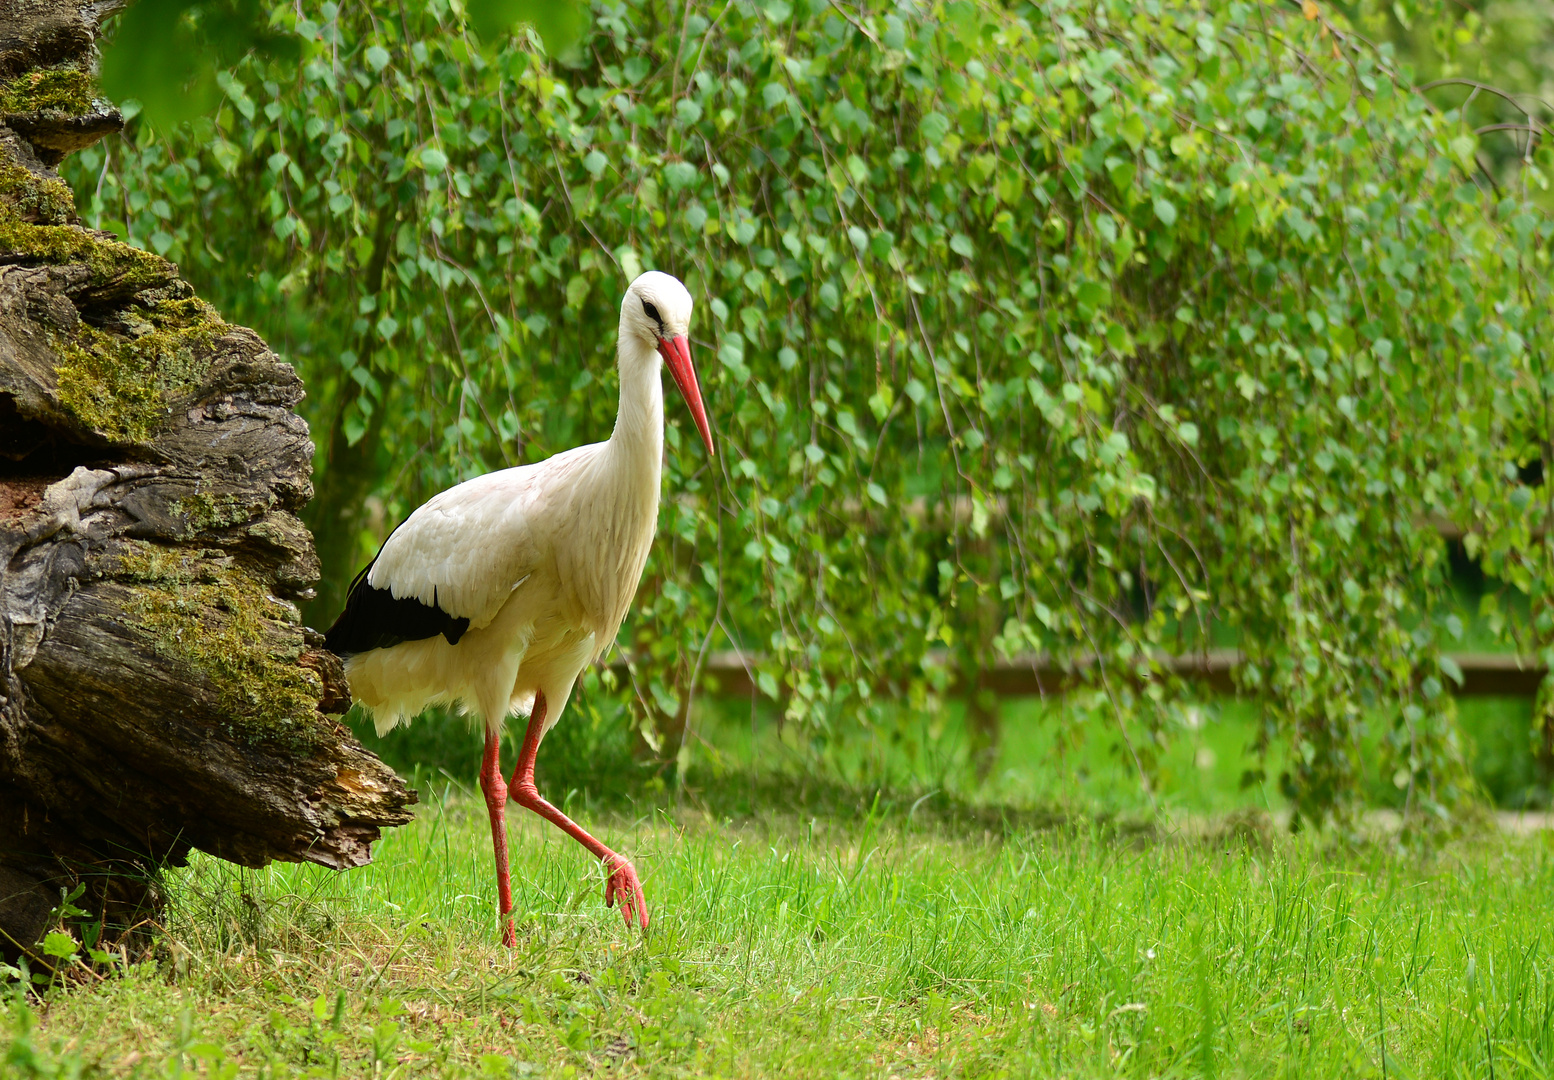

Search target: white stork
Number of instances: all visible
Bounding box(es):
[324,271,712,945]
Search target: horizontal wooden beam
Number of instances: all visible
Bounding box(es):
[1444,653,1548,696]
[676,496,1540,545]
[968,650,1547,698]
[611,650,1547,700]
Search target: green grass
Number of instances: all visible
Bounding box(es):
[4,683,1550,1077]
[688,695,1290,818]
[675,690,1541,822]
[10,778,1554,1077]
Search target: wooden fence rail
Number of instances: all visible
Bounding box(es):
[613,650,1547,700]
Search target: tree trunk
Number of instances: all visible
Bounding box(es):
[0,0,414,964]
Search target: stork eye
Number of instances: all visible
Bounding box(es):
[641,300,662,325]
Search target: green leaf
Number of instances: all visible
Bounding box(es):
[41,932,78,959]
[463,0,588,52]
[1449,134,1479,171]
[421,148,449,173]
[1152,197,1177,227]
[664,161,698,189]
[1120,112,1146,151]
[1439,655,1464,687]
[920,112,951,146]
[868,383,893,420]
[100,0,299,129]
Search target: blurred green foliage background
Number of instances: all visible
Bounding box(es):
[72,0,1554,826]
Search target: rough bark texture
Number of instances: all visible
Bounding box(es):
[0,0,415,964]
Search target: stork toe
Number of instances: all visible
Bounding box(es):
[605,856,648,929]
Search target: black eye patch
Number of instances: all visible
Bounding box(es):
[641,299,663,326]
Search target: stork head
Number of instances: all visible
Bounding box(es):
[622,270,714,457]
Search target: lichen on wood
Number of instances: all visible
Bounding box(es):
[174,488,266,532]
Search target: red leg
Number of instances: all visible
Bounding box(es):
[508,691,648,929]
[479,727,517,948]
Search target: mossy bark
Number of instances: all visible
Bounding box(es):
[0,0,414,966]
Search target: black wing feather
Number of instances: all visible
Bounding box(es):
[324,557,471,658]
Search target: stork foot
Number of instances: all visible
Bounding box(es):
[604,855,648,930]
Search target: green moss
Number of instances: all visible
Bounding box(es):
[0,210,170,279]
[0,161,73,223]
[0,161,209,443]
[0,152,180,320]
[0,159,173,284]
[117,542,326,752]
[0,69,95,116]
[142,294,220,330]
[53,298,224,443]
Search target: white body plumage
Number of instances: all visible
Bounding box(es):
[347,434,659,736]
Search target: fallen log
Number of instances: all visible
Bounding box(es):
[0,0,413,964]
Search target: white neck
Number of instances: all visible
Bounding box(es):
[609,330,663,473]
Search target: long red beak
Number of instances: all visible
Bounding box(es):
[657,334,715,457]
